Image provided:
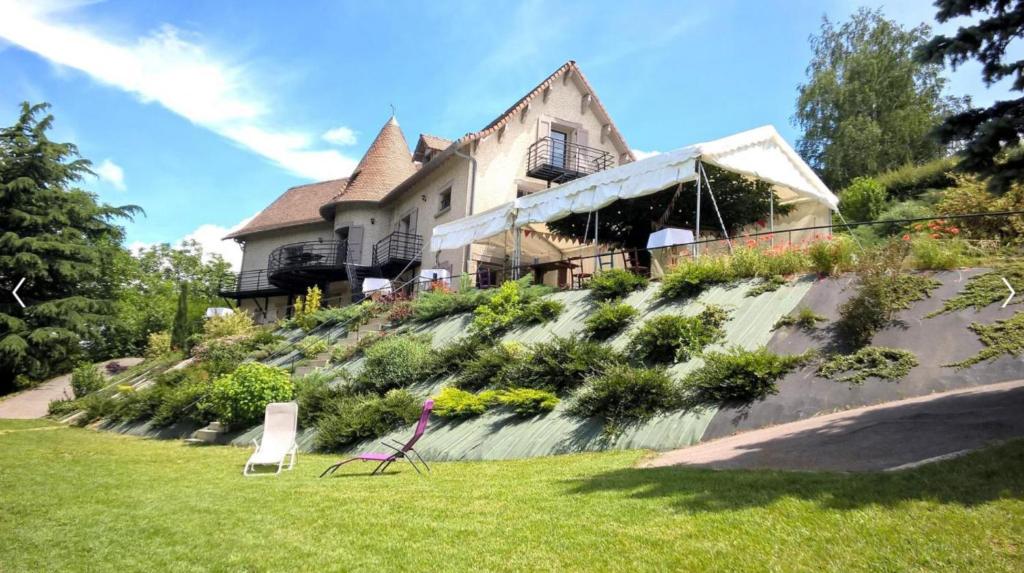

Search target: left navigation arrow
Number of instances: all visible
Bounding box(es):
[12,277,26,308]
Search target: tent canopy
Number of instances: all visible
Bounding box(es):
[431,125,837,252]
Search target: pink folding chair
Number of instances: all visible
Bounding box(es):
[320,399,434,477]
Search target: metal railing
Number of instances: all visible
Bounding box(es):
[372,231,423,268]
[267,239,348,277]
[217,269,286,297]
[526,136,614,183]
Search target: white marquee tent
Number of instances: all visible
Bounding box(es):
[431,125,839,252]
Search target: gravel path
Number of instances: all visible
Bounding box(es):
[0,358,143,419]
[645,379,1024,472]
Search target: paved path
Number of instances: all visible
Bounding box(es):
[0,358,143,419]
[646,379,1024,472]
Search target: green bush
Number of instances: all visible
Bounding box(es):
[202,310,255,340]
[411,288,490,322]
[70,364,104,398]
[150,377,213,427]
[193,339,250,378]
[421,335,487,380]
[470,279,559,335]
[454,341,528,392]
[314,389,421,451]
[433,387,488,418]
[302,300,378,330]
[356,335,433,392]
[205,363,293,428]
[910,237,963,270]
[808,236,856,276]
[928,263,1024,316]
[588,269,649,301]
[746,275,786,297]
[489,388,559,416]
[761,247,811,277]
[145,331,172,361]
[584,301,637,339]
[947,312,1024,369]
[520,298,565,324]
[47,398,79,418]
[682,346,810,405]
[297,336,329,359]
[840,177,887,222]
[569,365,678,437]
[819,347,918,383]
[627,305,730,364]
[774,306,827,330]
[513,336,620,394]
[660,256,734,299]
[294,371,348,428]
[876,156,958,200]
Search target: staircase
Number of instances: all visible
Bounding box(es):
[292,316,389,377]
[348,264,385,303]
[188,421,227,444]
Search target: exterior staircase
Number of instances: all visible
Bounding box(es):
[292,316,389,377]
[187,421,227,444]
[349,264,385,303]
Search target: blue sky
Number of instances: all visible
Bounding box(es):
[0,0,1016,268]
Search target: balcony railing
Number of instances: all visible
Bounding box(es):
[267,239,348,286]
[372,231,423,270]
[218,269,287,298]
[526,136,614,184]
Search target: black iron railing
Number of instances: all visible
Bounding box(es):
[373,231,423,268]
[268,240,348,277]
[526,136,614,184]
[218,269,286,297]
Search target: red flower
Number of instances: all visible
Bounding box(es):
[950,227,960,235]
[902,234,911,241]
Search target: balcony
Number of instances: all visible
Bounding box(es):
[267,239,349,290]
[218,269,288,299]
[372,231,423,274]
[526,136,614,184]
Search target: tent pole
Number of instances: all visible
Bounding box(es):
[769,189,775,248]
[700,162,733,254]
[512,225,522,279]
[694,160,702,259]
[594,209,599,263]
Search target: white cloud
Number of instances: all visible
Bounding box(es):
[94,158,126,190]
[128,215,254,271]
[632,149,660,161]
[0,2,357,180]
[322,126,358,146]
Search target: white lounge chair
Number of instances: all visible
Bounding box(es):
[243,402,298,476]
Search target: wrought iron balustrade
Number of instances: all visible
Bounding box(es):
[526,136,614,184]
[372,231,423,270]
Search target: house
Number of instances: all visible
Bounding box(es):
[221,61,634,322]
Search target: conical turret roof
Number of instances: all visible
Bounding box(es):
[320,116,414,218]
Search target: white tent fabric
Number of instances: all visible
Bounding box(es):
[429,125,838,252]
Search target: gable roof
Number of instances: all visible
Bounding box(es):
[319,116,416,219]
[378,60,633,205]
[224,178,347,239]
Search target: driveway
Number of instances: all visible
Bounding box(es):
[645,379,1024,472]
[0,358,143,419]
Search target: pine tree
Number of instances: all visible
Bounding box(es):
[0,103,139,391]
[917,0,1024,194]
[171,282,189,350]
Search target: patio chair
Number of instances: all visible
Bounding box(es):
[320,399,434,477]
[243,402,298,477]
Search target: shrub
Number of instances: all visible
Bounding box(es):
[513,336,620,394]
[627,305,730,364]
[145,331,172,361]
[807,236,856,276]
[433,387,488,418]
[202,310,255,340]
[774,306,827,330]
[584,301,637,339]
[761,246,811,277]
[292,285,323,332]
[910,236,963,270]
[588,269,649,301]
[294,371,348,428]
[569,365,678,437]
[935,176,1024,242]
[150,377,214,427]
[840,177,887,222]
[746,275,786,297]
[297,336,329,359]
[385,300,414,324]
[520,298,565,324]
[411,287,490,322]
[819,347,918,383]
[469,279,559,335]
[357,335,433,392]
[489,388,559,416]
[74,393,116,425]
[205,363,293,428]
[455,341,528,392]
[48,398,80,418]
[682,346,810,405]
[193,339,249,378]
[660,256,735,299]
[876,156,958,200]
[70,364,104,398]
[421,335,487,380]
[314,389,421,451]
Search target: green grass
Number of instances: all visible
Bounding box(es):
[1,420,1022,572]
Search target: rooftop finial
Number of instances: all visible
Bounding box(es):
[388,103,398,125]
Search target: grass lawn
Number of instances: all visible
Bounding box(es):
[1,420,1022,572]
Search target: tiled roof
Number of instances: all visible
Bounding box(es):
[419,134,452,151]
[224,178,347,239]
[319,116,415,218]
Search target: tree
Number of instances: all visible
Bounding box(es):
[917,0,1024,194]
[0,103,139,391]
[171,282,189,351]
[795,8,964,189]
[840,177,887,221]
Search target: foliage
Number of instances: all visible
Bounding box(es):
[470,279,558,335]
[297,336,329,359]
[205,363,293,429]
[935,176,1024,242]
[149,373,214,427]
[627,306,730,365]
[192,338,249,378]
[746,275,786,297]
[928,263,1024,317]
[70,364,105,398]
[293,371,348,428]
[840,177,888,221]
[520,298,565,325]
[918,0,1024,194]
[105,361,127,375]
[584,301,638,339]
[682,347,811,405]
[314,389,421,451]
[420,335,486,380]
[876,156,958,199]
[795,8,961,189]
[0,102,140,392]
[356,335,433,392]
[819,347,918,383]
[588,269,649,301]
[433,387,488,419]
[910,236,964,270]
[455,341,528,392]
[293,286,323,332]
[807,236,857,276]
[512,336,620,394]
[569,364,679,437]
[145,331,172,361]
[487,388,559,416]
[948,312,1024,369]
[411,287,490,323]
[202,311,255,341]
[385,301,414,324]
[659,256,735,299]
[774,307,828,330]
[171,282,190,351]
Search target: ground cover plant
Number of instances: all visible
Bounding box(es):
[627,305,730,365]
[355,335,433,392]
[818,347,918,384]
[432,387,488,418]
[948,312,1024,369]
[774,307,828,331]
[511,336,620,394]
[584,301,638,339]
[313,389,421,451]
[681,346,812,406]
[927,263,1024,317]
[3,420,1022,572]
[588,269,649,301]
[453,341,527,392]
[470,279,562,335]
[746,275,786,297]
[569,364,679,437]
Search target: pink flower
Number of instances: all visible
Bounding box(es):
[902,234,911,242]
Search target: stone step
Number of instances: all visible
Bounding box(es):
[190,425,224,444]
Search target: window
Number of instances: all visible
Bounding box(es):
[549,128,569,167]
[438,187,452,214]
